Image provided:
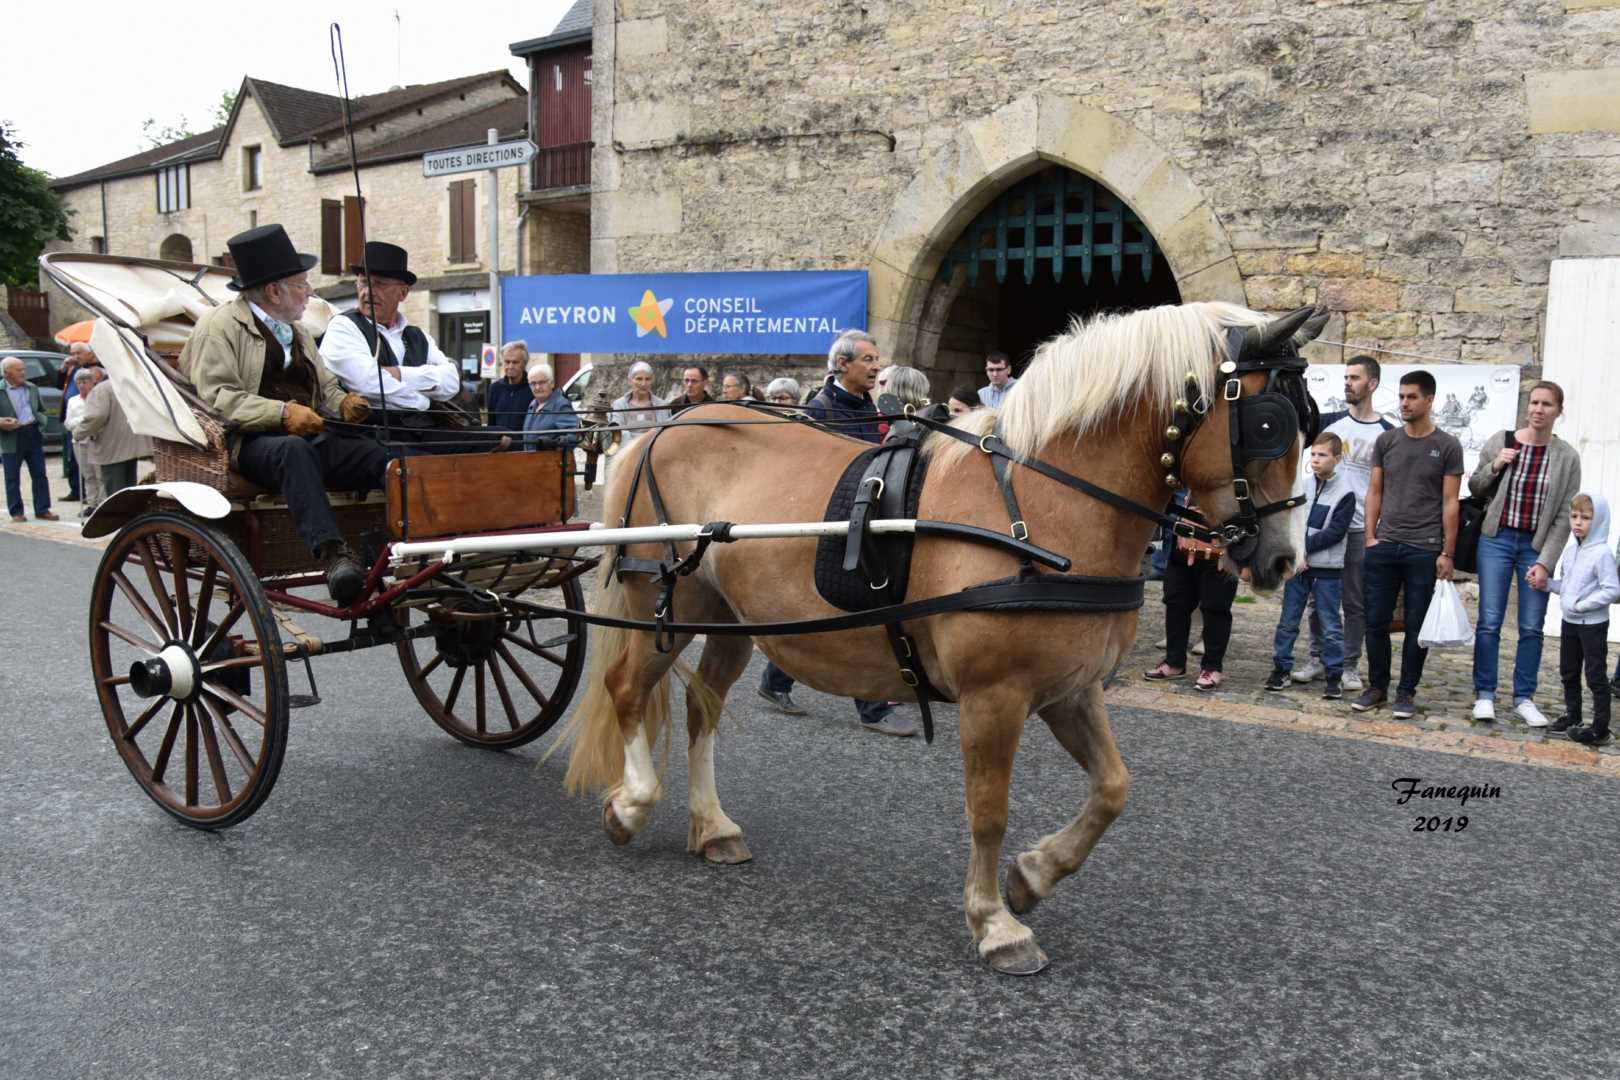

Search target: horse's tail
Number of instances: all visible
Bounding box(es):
[549,557,673,797]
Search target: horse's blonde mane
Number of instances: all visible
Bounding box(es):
[926,301,1273,469]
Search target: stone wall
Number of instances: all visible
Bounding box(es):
[594,0,1620,385]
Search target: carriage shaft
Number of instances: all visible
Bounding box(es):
[388,520,919,565]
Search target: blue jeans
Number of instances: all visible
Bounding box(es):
[2,424,51,517]
[1472,527,1549,702]
[1274,572,1344,677]
[761,661,891,722]
[1363,541,1439,696]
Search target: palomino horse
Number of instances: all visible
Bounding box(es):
[556,301,1324,973]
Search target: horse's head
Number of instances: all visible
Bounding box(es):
[1178,305,1328,592]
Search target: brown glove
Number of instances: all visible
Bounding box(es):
[284,401,325,437]
[339,393,371,424]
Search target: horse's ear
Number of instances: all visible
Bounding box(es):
[1242,305,1316,356]
[1291,306,1330,348]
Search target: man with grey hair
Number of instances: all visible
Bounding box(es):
[178,225,383,604]
[59,341,101,502]
[1,356,58,522]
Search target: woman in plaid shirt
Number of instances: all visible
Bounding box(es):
[1468,382,1584,727]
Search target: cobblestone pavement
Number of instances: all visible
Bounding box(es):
[10,454,1616,774]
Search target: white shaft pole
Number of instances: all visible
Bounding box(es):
[390,519,919,564]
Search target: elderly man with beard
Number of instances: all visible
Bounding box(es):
[178,225,380,604]
[320,241,506,452]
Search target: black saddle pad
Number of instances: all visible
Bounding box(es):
[814,444,928,612]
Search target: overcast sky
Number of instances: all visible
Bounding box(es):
[9,0,574,179]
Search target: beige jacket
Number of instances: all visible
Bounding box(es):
[76,380,153,466]
[178,297,348,462]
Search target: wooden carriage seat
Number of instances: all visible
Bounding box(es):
[384,448,575,540]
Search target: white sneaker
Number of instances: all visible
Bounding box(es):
[1472,698,1496,722]
[1514,700,1549,728]
[1291,659,1325,683]
[1341,670,1363,691]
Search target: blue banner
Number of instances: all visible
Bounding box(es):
[501,270,868,355]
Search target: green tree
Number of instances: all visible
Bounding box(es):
[141,87,238,148]
[0,122,72,289]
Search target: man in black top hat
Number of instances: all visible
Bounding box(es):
[320,241,508,451]
[178,224,386,605]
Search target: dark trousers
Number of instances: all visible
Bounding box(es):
[2,424,51,517]
[1163,554,1237,671]
[236,431,394,555]
[1363,541,1439,696]
[99,459,138,496]
[63,438,80,498]
[760,660,891,722]
[1561,620,1610,733]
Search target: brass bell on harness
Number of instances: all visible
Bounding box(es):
[1173,398,1189,413]
[1160,452,1176,469]
[1165,425,1182,441]
[1164,473,1180,488]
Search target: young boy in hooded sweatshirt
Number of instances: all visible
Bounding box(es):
[1266,432,1358,699]
[1544,493,1620,744]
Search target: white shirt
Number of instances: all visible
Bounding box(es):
[978,377,1017,408]
[319,311,460,411]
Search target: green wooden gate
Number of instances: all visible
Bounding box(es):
[941,167,1160,287]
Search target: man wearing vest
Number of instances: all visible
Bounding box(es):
[320,241,505,452]
[178,225,380,605]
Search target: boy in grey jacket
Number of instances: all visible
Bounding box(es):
[1545,493,1620,744]
[1266,433,1358,699]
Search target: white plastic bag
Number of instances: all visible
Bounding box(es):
[1418,580,1475,649]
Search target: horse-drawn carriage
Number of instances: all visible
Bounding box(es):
[43,253,591,830]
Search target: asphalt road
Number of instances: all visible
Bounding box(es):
[4,529,1619,1080]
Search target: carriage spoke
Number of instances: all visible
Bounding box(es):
[201,681,268,728]
[486,654,521,731]
[201,696,256,773]
[184,706,200,807]
[170,535,193,638]
[138,537,180,638]
[150,703,184,783]
[474,662,488,735]
[123,697,168,743]
[196,704,233,804]
[200,655,264,674]
[111,571,171,642]
[190,559,220,648]
[415,651,444,683]
[100,620,163,656]
[502,631,568,669]
[494,642,550,710]
[100,672,133,688]
[443,665,468,718]
[197,602,246,661]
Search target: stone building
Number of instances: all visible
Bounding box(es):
[46,71,528,368]
[588,0,1620,391]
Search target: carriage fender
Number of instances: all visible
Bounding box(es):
[81,482,233,539]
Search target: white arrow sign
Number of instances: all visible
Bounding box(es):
[422,139,538,178]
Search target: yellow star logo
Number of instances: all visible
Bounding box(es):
[628,289,674,338]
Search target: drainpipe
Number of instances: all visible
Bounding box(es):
[100,182,109,251]
[515,204,531,276]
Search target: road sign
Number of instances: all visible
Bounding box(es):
[479,342,499,380]
[422,139,538,178]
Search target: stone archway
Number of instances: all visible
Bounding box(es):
[160,233,194,263]
[868,95,1243,368]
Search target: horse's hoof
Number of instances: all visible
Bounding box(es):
[603,802,635,846]
[700,835,753,865]
[983,937,1050,976]
[1006,861,1041,916]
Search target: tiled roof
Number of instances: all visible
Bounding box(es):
[300,70,523,139]
[510,0,592,55]
[244,77,344,142]
[309,97,528,173]
[50,128,223,190]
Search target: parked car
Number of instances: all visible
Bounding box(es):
[1,349,68,448]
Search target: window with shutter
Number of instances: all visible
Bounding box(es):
[320,199,342,274]
[449,179,477,263]
[343,195,365,269]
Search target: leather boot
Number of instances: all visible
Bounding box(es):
[319,540,366,605]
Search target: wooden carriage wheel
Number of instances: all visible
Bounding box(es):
[89,513,290,830]
[397,574,587,749]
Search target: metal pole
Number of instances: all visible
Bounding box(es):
[487,128,500,359]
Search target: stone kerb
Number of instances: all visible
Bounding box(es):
[867,94,1241,361]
